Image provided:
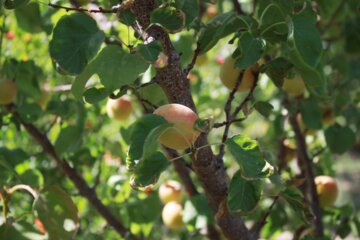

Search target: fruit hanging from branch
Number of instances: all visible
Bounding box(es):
[158,180,182,204]
[282,73,306,98]
[153,104,200,151]
[220,56,257,92]
[161,201,185,230]
[315,175,338,208]
[106,95,132,121]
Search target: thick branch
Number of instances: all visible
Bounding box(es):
[131,1,251,239]
[6,106,138,240]
[289,114,324,237]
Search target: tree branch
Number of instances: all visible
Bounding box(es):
[5,105,139,240]
[218,71,259,159]
[250,196,279,238]
[289,113,324,238]
[48,3,118,13]
[131,1,251,239]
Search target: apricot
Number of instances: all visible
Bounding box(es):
[0,80,17,105]
[205,5,218,20]
[158,180,182,204]
[315,175,338,208]
[282,73,306,97]
[321,107,335,126]
[283,139,296,163]
[162,201,184,230]
[106,95,132,121]
[153,104,199,151]
[5,31,15,40]
[220,56,257,92]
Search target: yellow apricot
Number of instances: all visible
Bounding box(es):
[158,180,182,204]
[106,95,132,121]
[153,104,200,151]
[220,56,256,92]
[282,73,306,97]
[315,175,338,208]
[162,201,184,230]
[0,80,17,105]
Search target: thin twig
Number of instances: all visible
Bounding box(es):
[289,113,324,238]
[5,104,139,240]
[231,72,259,118]
[250,196,279,238]
[217,70,245,158]
[48,3,118,13]
[184,42,201,75]
[213,117,246,128]
[320,0,346,34]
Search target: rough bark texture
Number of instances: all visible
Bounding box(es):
[132,1,250,239]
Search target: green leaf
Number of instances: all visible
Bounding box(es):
[142,123,173,159]
[264,57,293,87]
[254,101,274,118]
[130,152,170,189]
[126,114,167,171]
[54,125,83,156]
[20,169,44,189]
[344,16,360,55]
[227,171,263,213]
[127,194,162,223]
[299,98,322,130]
[259,3,288,43]
[226,134,273,179]
[33,185,79,240]
[324,124,356,154]
[14,2,42,33]
[72,45,149,101]
[287,5,324,88]
[0,221,47,239]
[150,7,185,33]
[138,41,163,62]
[183,195,214,229]
[118,9,136,26]
[198,12,253,54]
[235,32,265,69]
[181,0,199,27]
[18,103,42,123]
[49,13,105,75]
[4,0,29,9]
[173,33,195,67]
[83,87,110,104]
[280,187,312,223]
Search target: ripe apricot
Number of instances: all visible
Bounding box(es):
[158,180,182,204]
[315,175,338,208]
[153,104,199,151]
[106,95,132,121]
[162,201,184,230]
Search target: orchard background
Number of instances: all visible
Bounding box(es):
[0,0,360,239]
